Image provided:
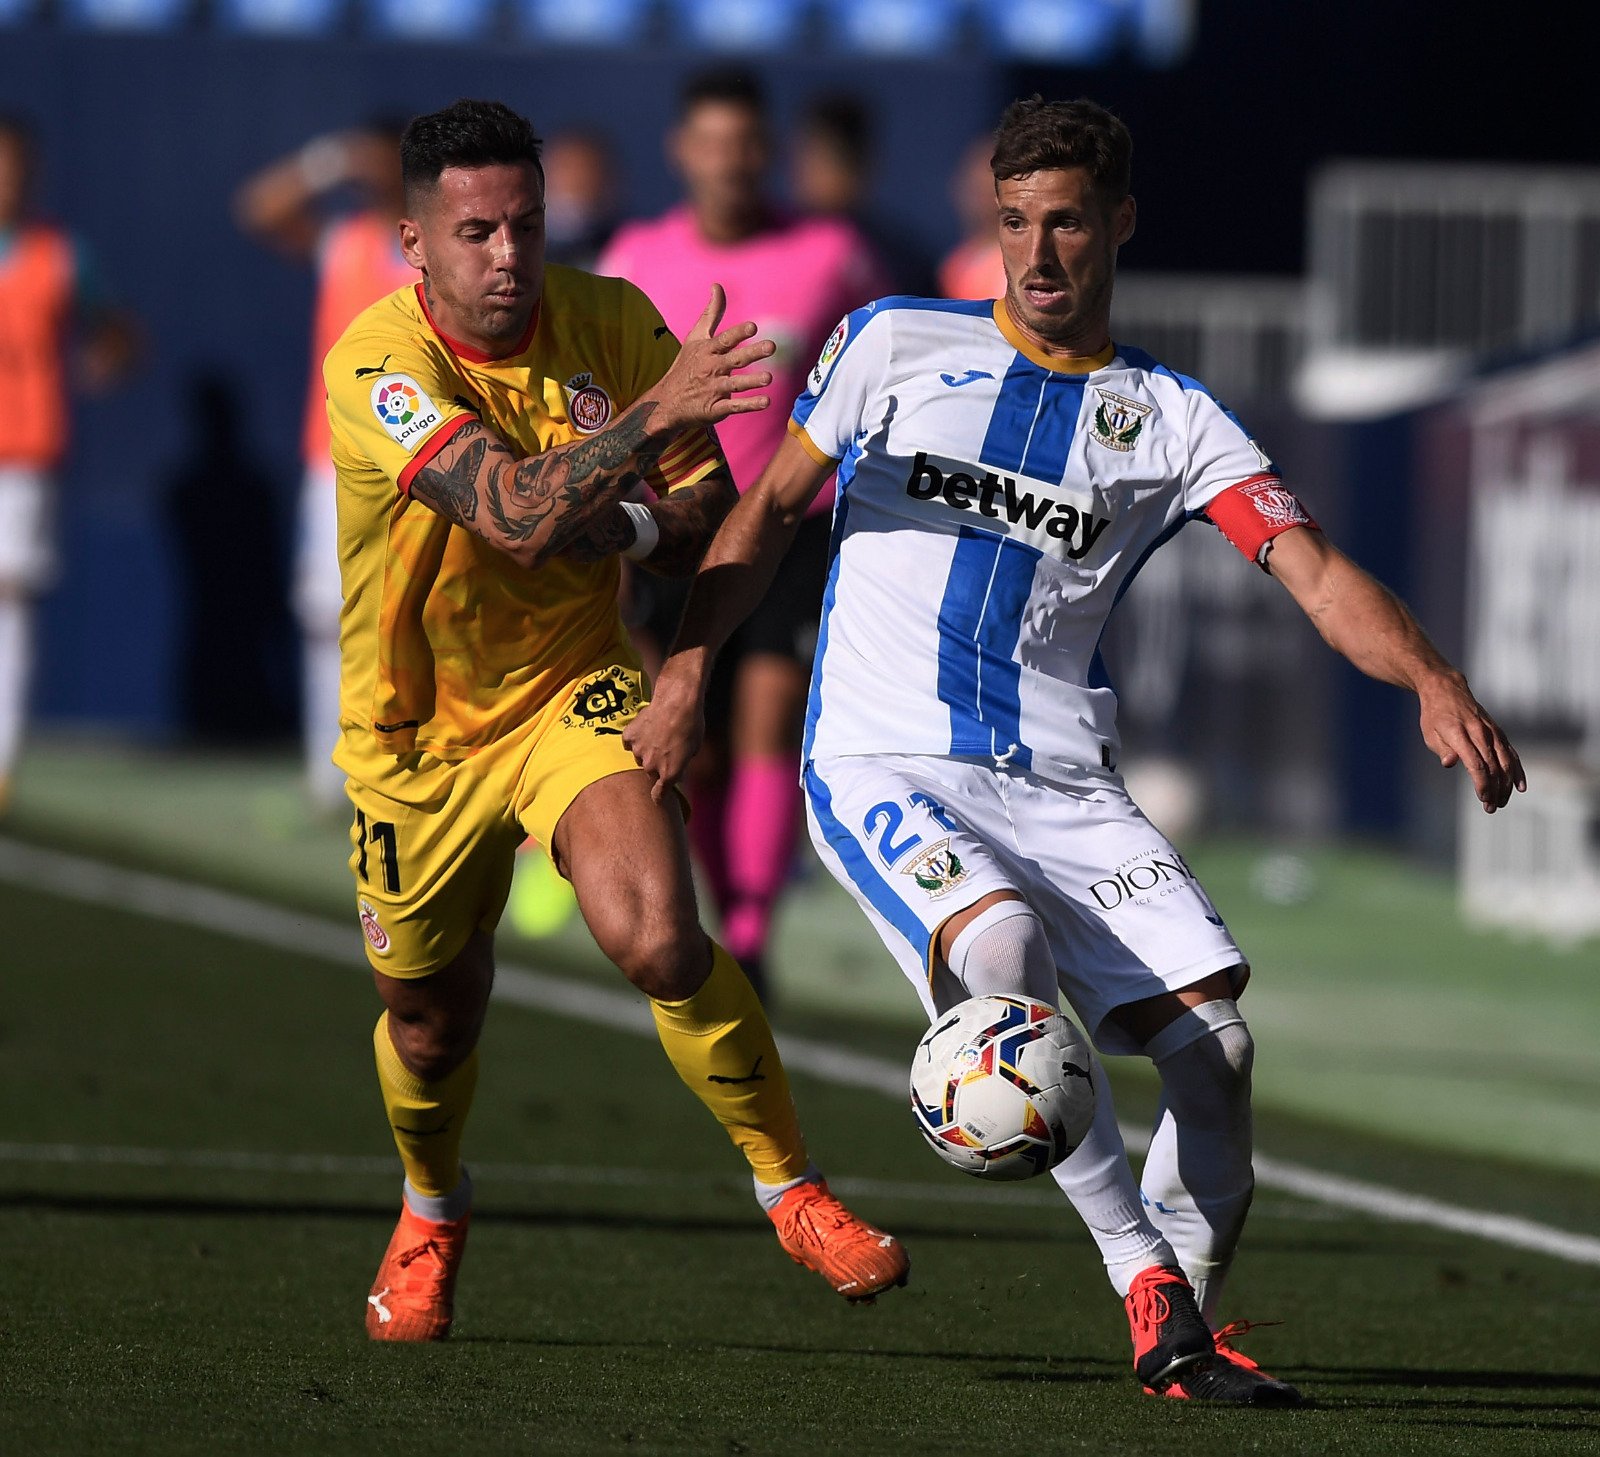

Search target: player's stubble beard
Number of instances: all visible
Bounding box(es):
[1009,260,1115,354]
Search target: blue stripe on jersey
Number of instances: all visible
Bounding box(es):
[977,359,1090,484]
[935,526,1041,767]
[977,356,1043,474]
[1021,372,1090,483]
[803,762,930,963]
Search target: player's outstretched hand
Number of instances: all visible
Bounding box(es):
[625,665,706,803]
[651,284,775,434]
[1418,674,1527,813]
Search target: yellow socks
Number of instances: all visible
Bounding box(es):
[372,1013,478,1199]
[649,941,810,1186]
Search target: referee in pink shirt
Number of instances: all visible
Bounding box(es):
[600,71,890,999]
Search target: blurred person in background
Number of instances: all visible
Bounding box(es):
[599,70,889,1001]
[0,114,137,817]
[938,133,1006,301]
[235,123,414,812]
[541,128,621,271]
[790,93,934,295]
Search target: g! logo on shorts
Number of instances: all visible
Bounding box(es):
[560,669,639,735]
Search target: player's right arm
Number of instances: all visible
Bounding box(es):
[408,285,773,572]
[626,431,833,798]
[627,303,877,796]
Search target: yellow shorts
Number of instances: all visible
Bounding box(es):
[336,661,649,977]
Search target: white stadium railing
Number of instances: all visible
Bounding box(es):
[1299,161,1600,418]
[1111,272,1308,406]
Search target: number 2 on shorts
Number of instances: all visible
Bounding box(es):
[862,792,959,868]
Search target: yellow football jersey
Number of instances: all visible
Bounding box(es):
[325,266,721,758]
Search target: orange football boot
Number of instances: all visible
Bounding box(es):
[1152,1320,1306,1406]
[365,1204,470,1342]
[769,1180,909,1303]
[1125,1264,1213,1390]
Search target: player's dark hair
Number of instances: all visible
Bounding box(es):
[799,95,872,173]
[401,99,543,205]
[990,97,1132,203]
[678,68,766,122]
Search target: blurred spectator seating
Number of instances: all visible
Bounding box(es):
[362,0,495,42]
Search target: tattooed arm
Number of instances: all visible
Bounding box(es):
[407,284,772,573]
[558,467,740,577]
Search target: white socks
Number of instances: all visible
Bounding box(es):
[303,633,346,810]
[1049,1046,1179,1297]
[946,899,1058,1004]
[403,1166,474,1224]
[938,898,1253,1314]
[943,899,1177,1297]
[0,594,32,783]
[1139,998,1255,1323]
[752,1160,822,1214]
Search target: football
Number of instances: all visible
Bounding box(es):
[909,994,1095,1180]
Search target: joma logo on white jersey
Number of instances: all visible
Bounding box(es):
[903,452,1111,561]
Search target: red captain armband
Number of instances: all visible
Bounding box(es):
[1203,475,1319,567]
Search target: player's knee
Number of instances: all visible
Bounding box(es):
[947,899,1057,1005]
[386,1006,479,1082]
[609,919,707,1001]
[1147,1001,1254,1130]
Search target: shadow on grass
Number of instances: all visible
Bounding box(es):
[0,1188,1040,1245]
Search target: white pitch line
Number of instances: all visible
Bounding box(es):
[3,836,1599,1267]
[0,1140,1351,1221]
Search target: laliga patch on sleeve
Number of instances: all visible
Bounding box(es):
[370,374,444,451]
[809,317,849,391]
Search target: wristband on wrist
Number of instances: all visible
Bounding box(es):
[619,500,659,561]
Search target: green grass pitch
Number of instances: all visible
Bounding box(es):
[2,745,1599,1452]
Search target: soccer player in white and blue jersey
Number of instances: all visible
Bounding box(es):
[628,98,1525,1407]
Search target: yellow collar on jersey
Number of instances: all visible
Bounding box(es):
[993,299,1115,374]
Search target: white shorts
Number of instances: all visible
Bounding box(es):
[292,463,342,632]
[0,466,57,592]
[804,754,1246,1055]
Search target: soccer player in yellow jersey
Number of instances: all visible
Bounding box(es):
[323,99,908,1341]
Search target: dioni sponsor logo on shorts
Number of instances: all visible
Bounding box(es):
[560,669,640,734]
[1088,850,1193,910]
[358,897,391,955]
[904,838,969,898]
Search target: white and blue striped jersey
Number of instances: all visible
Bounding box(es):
[788,296,1311,784]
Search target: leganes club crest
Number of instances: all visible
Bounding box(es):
[904,839,969,899]
[1089,389,1152,452]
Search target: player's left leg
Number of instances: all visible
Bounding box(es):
[551,767,907,1302]
[0,466,56,813]
[723,651,808,993]
[0,586,31,813]
[718,513,831,998]
[1106,979,1301,1406]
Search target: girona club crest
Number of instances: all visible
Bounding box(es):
[564,371,613,434]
